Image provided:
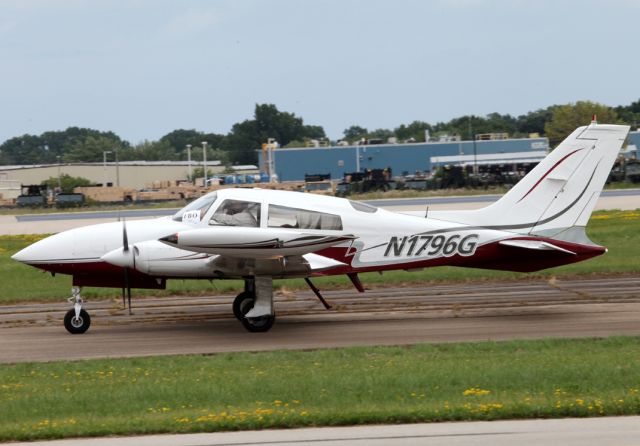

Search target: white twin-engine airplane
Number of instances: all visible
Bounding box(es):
[12,121,630,333]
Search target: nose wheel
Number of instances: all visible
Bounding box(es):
[64,308,91,334]
[64,286,91,334]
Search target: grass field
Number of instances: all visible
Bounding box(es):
[0,337,638,441]
[1,209,639,303]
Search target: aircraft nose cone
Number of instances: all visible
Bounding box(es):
[11,246,32,263]
[11,231,78,266]
[11,238,54,264]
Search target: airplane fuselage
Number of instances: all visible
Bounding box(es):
[13,188,605,290]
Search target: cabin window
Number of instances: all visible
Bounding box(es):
[268,204,343,230]
[210,199,261,227]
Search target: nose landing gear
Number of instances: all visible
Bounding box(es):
[63,286,91,334]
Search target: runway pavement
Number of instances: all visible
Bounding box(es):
[7,416,640,446]
[1,277,639,363]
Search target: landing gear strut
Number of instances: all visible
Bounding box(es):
[64,286,91,334]
[233,278,275,333]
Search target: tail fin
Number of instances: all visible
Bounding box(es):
[431,121,630,242]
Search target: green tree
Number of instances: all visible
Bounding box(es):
[129,140,178,161]
[438,113,518,140]
[224,120,259,164]
[41,174,92,193]
[342,125,368,141]
[225,104,325,164]
[516,107,558,136]
[544,101,618,147]
[0,128,127,165]
[159,129,225,159]
[394,121,432,142]
[614,99,640,128]
[63,135,120,163]
[368,128,394,141]
[0,134,48,165]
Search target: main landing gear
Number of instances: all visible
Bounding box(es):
[233,278,275,333]
[63,286,91,334]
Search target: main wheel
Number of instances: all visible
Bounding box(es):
[233,291,253,321]
[64,309,91,334]
[233,292,275,333]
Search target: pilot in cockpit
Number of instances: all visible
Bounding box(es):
[210,200,259,227]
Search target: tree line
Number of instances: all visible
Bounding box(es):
[1,100,638,167]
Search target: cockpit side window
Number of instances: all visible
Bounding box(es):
[210,200,261,227]
[268,204,343,230]
[172,193,217,222]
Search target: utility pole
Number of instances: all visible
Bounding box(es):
[202,141,208,186]
[115,146,120,187]
[102,151,112,187]
[186,144,192,182]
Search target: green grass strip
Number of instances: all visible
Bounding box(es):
[1,209,640,303]
[0,337,639,441]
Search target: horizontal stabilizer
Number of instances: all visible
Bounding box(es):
[303,253,347,271]
[499,239,576,255]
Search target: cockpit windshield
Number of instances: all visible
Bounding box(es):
[349,200,378,213]
[172,193,218,222]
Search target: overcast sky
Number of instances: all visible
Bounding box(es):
[1,0,637,144]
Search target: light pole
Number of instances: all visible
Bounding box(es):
[202,141,208,186]
[115,147,120,187]
[468,118,477,175]
[56,156,61,191]
[103,151,112,187]
[186,144,192,181]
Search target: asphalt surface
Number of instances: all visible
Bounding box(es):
[14,208,175,221]
[6,416,640,446]
[1,277,639,363]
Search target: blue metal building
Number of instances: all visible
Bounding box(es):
[264,137,549,182]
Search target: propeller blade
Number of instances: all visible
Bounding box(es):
[123,266,129,309]
[127,285,132,316]
[122,219,129,253]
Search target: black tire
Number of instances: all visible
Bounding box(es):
[64,309,91,334]
[233,291,253,321]
[233,292,275,333]
[242,313,275,333]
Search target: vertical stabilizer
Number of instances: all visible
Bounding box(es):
[430,122,629,240]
